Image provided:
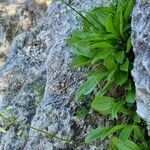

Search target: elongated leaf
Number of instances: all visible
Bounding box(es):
[124,24,131,32]
[97,79,115,97]
[112,100,125,119]
[119,9,124,38]
[115,71,128,85]
[124,0,135,22]
[94,7,113,26]
[119,125,133,142]
[104,33,119,40]
[109,137,118,150]
[90,42,114,49]
[96,12,107,26]
[101,125,125,139]
[126,36,132,53]
[110,137,141,150]
[125,140,141,150]
[126,90,135,103]
[82,35,103,42]
[105,15,118,35]
[76,72,107,100]
[115,51,125,64]
[86,125,124,143]
[71,45,95,58]
[85,127,110,143]
[110,137,130,150]
[120,58,129,72]
[84,11,104,31]
[107,69,116,81]
[133,126,149,149]
[124,80,132,90]
[114,8,121,31]
[133,125,144,140]
[104,56,116,71]
[133,115,141,124]
[67,36,79,45]
[91,50,110,64]
[114,7,123,37]
[70,55,90,68]
[92,48,115,64]
[91,96,115,114]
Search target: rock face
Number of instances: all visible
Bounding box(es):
[132,0,150,133]
[0,0,48,66]
[0,0,109,149]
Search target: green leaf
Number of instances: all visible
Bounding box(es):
[126,36,132,53]
[119,11,124,38]
[107,69,116,81]
[125,140,141,150]
[76,72,107,100]
[96,79,114,97]
[90,42,114,49]
[91,50,109,64]
[70,55,90,68]
[126,90,135,103]
[114,8,123,37]
[114,8,121,31]
[134,114,141,123]
[71,45,95,59]
[119,125,133,142]
[84,12,103,31]
[92,48,115,64]
[95,9,108,26]
[91,96,115,114]
[85,125,124,143]
[104,56,116,71]
[133,125,144,140]
[115,51,125,64]
[124,23,131,31]
[105,15,118,35]
[104,33,119,40]
[133,125,149,149]
[115,71,128,85]
[100,125,125,139]
[112,100,125,119]
[124,0,135,22]
[85,127,110,143]
[110,137,141,150]
[110,137,130,150]
[72,32,103,42]
[120,58,129,72]
[124,80,132,90]
[93,6,115,27]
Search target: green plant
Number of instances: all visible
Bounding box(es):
[67,0,150,149]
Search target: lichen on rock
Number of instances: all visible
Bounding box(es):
[0,0,109,149]
[0,0,48,66]
[131,0,150,134]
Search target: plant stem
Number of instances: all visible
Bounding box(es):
[58,74,86,92]
[59,0,99,31]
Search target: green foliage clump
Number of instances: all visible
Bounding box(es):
[68,0,150,149]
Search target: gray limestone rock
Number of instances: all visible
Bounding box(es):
[0,0,109,149]
[131,0,150,133]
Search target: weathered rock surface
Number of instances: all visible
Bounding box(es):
[0,0,110,149]
[0,0,48,66]
[132,0,150,133]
